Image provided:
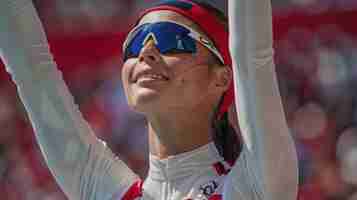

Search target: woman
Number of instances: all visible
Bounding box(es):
[0,0,298,199]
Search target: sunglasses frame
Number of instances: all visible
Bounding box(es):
[122,21,224,64]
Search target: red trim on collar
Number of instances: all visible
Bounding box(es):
[138,1,234,118]
[121,180,143,200]
[213,162,230,176]
[209,194,223,200]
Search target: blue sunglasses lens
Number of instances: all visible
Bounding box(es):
[124,22,197,60]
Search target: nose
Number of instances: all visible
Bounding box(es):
[138,37,160,63]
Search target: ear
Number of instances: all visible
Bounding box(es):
[212,65,232,92]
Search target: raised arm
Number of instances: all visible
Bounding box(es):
[0,0,138,199]
[224,0,298,199]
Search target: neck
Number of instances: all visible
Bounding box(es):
[147,106,214,159]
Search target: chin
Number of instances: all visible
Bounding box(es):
[128,89,161,113]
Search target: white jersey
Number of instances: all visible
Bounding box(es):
[115,143,233,200]
[0,0,298,200]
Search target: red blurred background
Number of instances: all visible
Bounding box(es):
[1,0,357,199]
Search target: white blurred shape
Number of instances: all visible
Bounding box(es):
[290,102,327,139]
[317,47,348,86]
[337,127,357,185]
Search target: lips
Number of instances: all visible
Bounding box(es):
[133,70,170,83]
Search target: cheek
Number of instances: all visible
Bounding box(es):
[163,54,199,78]
[121,61,135,102]
[166,67,213,105]
[181,70,212,95]
[163,55,213,94]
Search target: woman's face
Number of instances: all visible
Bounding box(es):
[121,10,226,114]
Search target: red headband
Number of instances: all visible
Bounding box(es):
[138,0,234,118]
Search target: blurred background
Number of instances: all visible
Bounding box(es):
[0,0,357,199]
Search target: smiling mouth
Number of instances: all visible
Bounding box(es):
[135,73,169,83]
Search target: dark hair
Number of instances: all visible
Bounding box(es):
[212,98,242,164]
[189,0,242,163]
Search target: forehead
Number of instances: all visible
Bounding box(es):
[138,10,208,37]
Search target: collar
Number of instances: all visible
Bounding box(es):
[147,142,223,182]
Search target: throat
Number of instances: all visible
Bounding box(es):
[147,117,213,159]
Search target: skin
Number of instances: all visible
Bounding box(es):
[121,10,232,159]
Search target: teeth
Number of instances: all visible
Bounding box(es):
[139,74,167,80]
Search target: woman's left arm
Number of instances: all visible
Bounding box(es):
[224,0,298,199]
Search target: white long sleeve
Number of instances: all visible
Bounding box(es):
[0,0,138,199]
[224,0,299,200]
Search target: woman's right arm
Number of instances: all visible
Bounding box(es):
[0,0,138,199]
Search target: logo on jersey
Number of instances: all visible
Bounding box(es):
[199,180,219,198]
